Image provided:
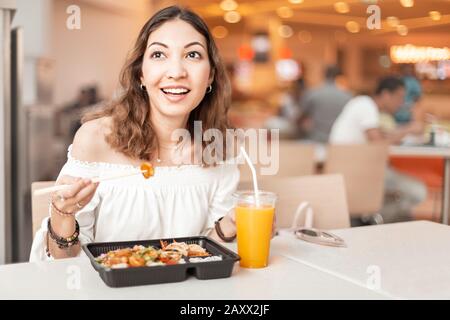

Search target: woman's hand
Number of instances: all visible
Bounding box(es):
[48,176,99,258]
[51,176,99,216]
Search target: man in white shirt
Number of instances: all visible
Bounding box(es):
[329,76,427,223]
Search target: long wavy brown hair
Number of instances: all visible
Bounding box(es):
[82,6,231,165]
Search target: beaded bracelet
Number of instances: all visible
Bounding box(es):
[214,217,236,242]
[50,200,73,217]
[47,218,80,249]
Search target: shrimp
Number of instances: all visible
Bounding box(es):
[188,244,210,257]
[129,254,146,267]
[160,240,189,256]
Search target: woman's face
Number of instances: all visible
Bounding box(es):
[141,19,213,119]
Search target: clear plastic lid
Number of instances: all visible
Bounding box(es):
[232,190,277,207]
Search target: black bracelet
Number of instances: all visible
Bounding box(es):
[214,217,236,242]
[45,231,51,258]
[47,218,80,249]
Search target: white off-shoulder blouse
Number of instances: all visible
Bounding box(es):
[30,145,240,261]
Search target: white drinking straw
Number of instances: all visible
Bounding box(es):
[240,146,260,207]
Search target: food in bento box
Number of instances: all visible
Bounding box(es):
[159,240,210,257]
[95,240,213,269]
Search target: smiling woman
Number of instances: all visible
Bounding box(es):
[142,23,212,118]
[29,6,248,262]
[83,6,231,165]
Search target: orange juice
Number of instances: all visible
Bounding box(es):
[236,204,275,268]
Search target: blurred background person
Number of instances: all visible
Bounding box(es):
[299,65,352,143]
[394,64,423,125]
[279,77,304,121]
[330,76,427,223]
[265,77,305,139]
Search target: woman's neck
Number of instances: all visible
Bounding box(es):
[150,112,189,148]
[149,111,192,165]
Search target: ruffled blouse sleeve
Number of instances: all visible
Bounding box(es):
[29,145,101,262]
[202,162,240,235]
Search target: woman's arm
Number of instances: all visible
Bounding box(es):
[46,122,102,258]
[47,216,80,259]
[47,177,98,259]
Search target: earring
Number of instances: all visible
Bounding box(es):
[206,85,212,93]
[140,83,146,91]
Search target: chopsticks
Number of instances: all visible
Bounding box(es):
[34,163,154,196]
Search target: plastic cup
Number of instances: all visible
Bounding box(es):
[232,190,277,268]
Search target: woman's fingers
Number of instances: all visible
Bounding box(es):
[51,176,99,214]
[60,179,87,199]
[63,180,97,207]
[72,181,98,205]
[56,175,81,186]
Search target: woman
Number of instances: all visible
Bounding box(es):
[30,6,240,261]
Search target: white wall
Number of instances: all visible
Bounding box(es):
[11,0,53,106]
[51,0,153,105]
[11,0,154,106]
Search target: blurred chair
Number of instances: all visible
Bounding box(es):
[31,181,54,238]
[323,144,388,224]
[239,174,350,230]
[239,141,316,183]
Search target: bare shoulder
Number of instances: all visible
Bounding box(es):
[71,117,113,162]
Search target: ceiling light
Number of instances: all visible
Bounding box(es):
[277,6,294,18]
[334,2,350,14]
[224,11,241,23]
[386,16,399,27]
[220,0,238,11]
[212,26,228,38]
[400,0,414,8]
[278,25,294,38]
[397,25,408,36]
[429,11,441,21]
[345,21,360,33]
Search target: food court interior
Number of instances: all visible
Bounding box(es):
[0,0,449,264]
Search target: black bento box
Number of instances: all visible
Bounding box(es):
[82,236,240,288]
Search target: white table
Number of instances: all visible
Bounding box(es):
[273,220,450,299]
[0,248,386,300]
[2,222,445,299]
[389,145,450,225]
